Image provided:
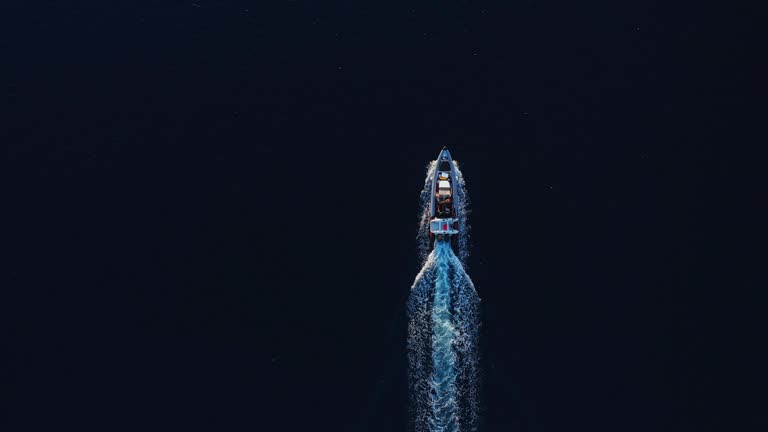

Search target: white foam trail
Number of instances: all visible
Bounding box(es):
[408,156,480,432]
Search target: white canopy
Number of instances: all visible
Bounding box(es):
[438,180,452,195]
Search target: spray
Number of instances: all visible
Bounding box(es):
[408,156,480,432]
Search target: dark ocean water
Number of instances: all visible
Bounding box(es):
[3,1,762,431]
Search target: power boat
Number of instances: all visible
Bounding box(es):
[428,147,460,249]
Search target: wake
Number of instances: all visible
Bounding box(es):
[408,160,480,432]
